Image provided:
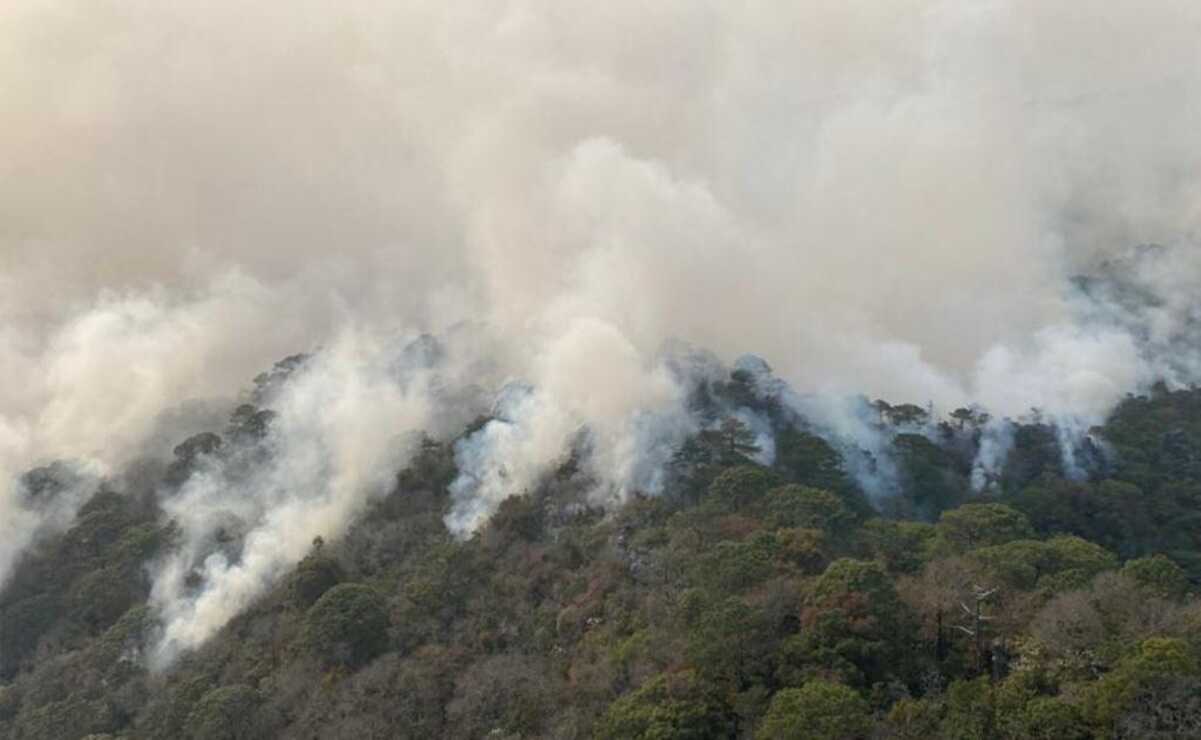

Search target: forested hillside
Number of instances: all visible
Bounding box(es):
[1,362,1199,740]
[6,0,1201,738]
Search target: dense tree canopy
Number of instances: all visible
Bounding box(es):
[1,367,1200,739]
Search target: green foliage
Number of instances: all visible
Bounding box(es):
[290,549,344,608]
[876,401,930,427]
[1122,554,1190,599]
[185,684,262,740]
[703,465,778,514]
[0,482,167,683]
[594,671,735,740]
[1102,386,1201,490]
[671,418,766,499]
[1018,389,1201,573]
[718,417,761,460]
[1120,636,1198,677]
[1043,535,1120,582]
[445,654,559,738]
[1008,697,1089,740]
[893,432,970,517]
[71,565,142,629]
[763,485,852,534]
[969,535,1116,591]
[303,583,390,668]
[10,694,118,740]
[1009,478,1167,561]
[686,597,773,688]
[939,677,995,740]
[693,534,777,593]
[774,527,829,574]
[1026,570,1199,675]
[7,383,1201,739]
[862,518,936,573]
[165,432,223,486]
[0,684,17,721]
[937,503,1034,551]
[794,559,914,688]
[486,493,546,545]
[950,406,991,431]
[884,696,942,739]
[810,557,895,602]
[773,429,856,496]
[755,680,871,739]
[0,593,61,679]
[1082,637,1201,736]
[1003,422,1065,490]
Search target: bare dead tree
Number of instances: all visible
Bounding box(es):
[953,584,998,676]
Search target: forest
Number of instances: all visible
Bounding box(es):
[6,1,1201,738]
[1,356,1199,740]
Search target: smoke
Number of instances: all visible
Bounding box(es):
[971,420,1016,492]
[446,317,684,536]
[2,0,1201,656]
[0,273,313,589]
[147,330,434,668]
[0,461,99,594]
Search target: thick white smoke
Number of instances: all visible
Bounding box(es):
[0,273,312,589]
[3,0,1201,656]
[148,330,434,667]
[447,318,686,535]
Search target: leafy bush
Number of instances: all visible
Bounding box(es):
[594,671,734,739]
[763,485,852,533]
[756,680,871,740]
[303,583,390,668]
[185,684,263,740]
[290,551,344,608]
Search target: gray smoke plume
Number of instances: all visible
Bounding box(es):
[147,330,435,668]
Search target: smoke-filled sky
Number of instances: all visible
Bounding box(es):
[3,0,1201,661]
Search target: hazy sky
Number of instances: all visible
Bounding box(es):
[2,0,1201,576]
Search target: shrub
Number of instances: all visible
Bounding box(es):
[756,681,871,740]
[595,671,734,739]
[290,553,344,608]
[186,684,262,740]
[303,583,390,668]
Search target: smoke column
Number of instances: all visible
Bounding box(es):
[3,0,1201,659]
